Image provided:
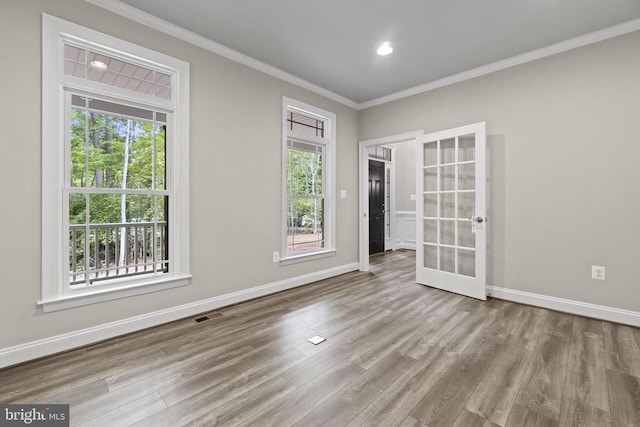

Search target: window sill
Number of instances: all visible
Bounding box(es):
[38,274,192,312]
[280,249,336,266]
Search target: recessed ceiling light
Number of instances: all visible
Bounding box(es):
[377,42,393,56]
[90,60,108,71]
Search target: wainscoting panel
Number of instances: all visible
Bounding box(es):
[395,211,416,250]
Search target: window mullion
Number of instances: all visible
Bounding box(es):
[152,113,158,274]
[83,101,91,287]
[152,113,157,190]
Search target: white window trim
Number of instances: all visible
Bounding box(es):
[281,97,336,263]
[41,14,191,312]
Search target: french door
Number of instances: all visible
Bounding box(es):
[416,122,487,300]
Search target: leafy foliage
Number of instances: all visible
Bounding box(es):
[286,145,323,233]
[69,105,167,276]
[69,108,165,225]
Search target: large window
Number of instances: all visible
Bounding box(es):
[282,98,335,261]
[42,15,190,311]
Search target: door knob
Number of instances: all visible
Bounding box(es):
[469,216,486,223]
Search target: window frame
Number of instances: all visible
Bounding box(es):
[281,97,336,263]
[41,15,191,312]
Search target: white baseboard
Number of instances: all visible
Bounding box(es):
[0,262,359,369]
[487,285,640,327]
[396,243,416,250]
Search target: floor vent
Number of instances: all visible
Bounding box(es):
[308,335,326,345]
[193,316,210,323]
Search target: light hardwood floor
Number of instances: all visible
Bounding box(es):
[1,250,640,426]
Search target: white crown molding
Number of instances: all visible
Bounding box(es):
[0,262,359,368]
[84,0,359,109]
[488,285,640,327]
[359,17,640,109]
[86,1,640,110]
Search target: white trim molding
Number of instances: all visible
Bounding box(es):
[487,285,640,327]
[359,131,423,271]
[0,262,359,369]
[6,263,640,367]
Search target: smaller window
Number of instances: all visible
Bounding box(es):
[282,98,335,261]
[287,110,324,138]
[368,146,392,162]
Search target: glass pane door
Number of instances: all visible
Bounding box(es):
[417,123,486,300]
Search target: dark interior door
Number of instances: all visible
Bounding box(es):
[369,160,385,254]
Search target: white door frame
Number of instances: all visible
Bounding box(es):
[359,130,424,271]
[384,162,393,252]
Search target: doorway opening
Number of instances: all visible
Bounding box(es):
[359,131,423,271]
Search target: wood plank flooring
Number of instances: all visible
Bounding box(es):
[1,249,640,426]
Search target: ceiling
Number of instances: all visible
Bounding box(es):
[106,0,640,106]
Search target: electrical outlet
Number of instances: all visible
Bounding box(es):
[273,251,280,263]
[591,265,605,280]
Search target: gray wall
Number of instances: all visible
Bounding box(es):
[360,30,640,312]
[1,0,638,352]
[0,0,359,348]
[393,141,416,212]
